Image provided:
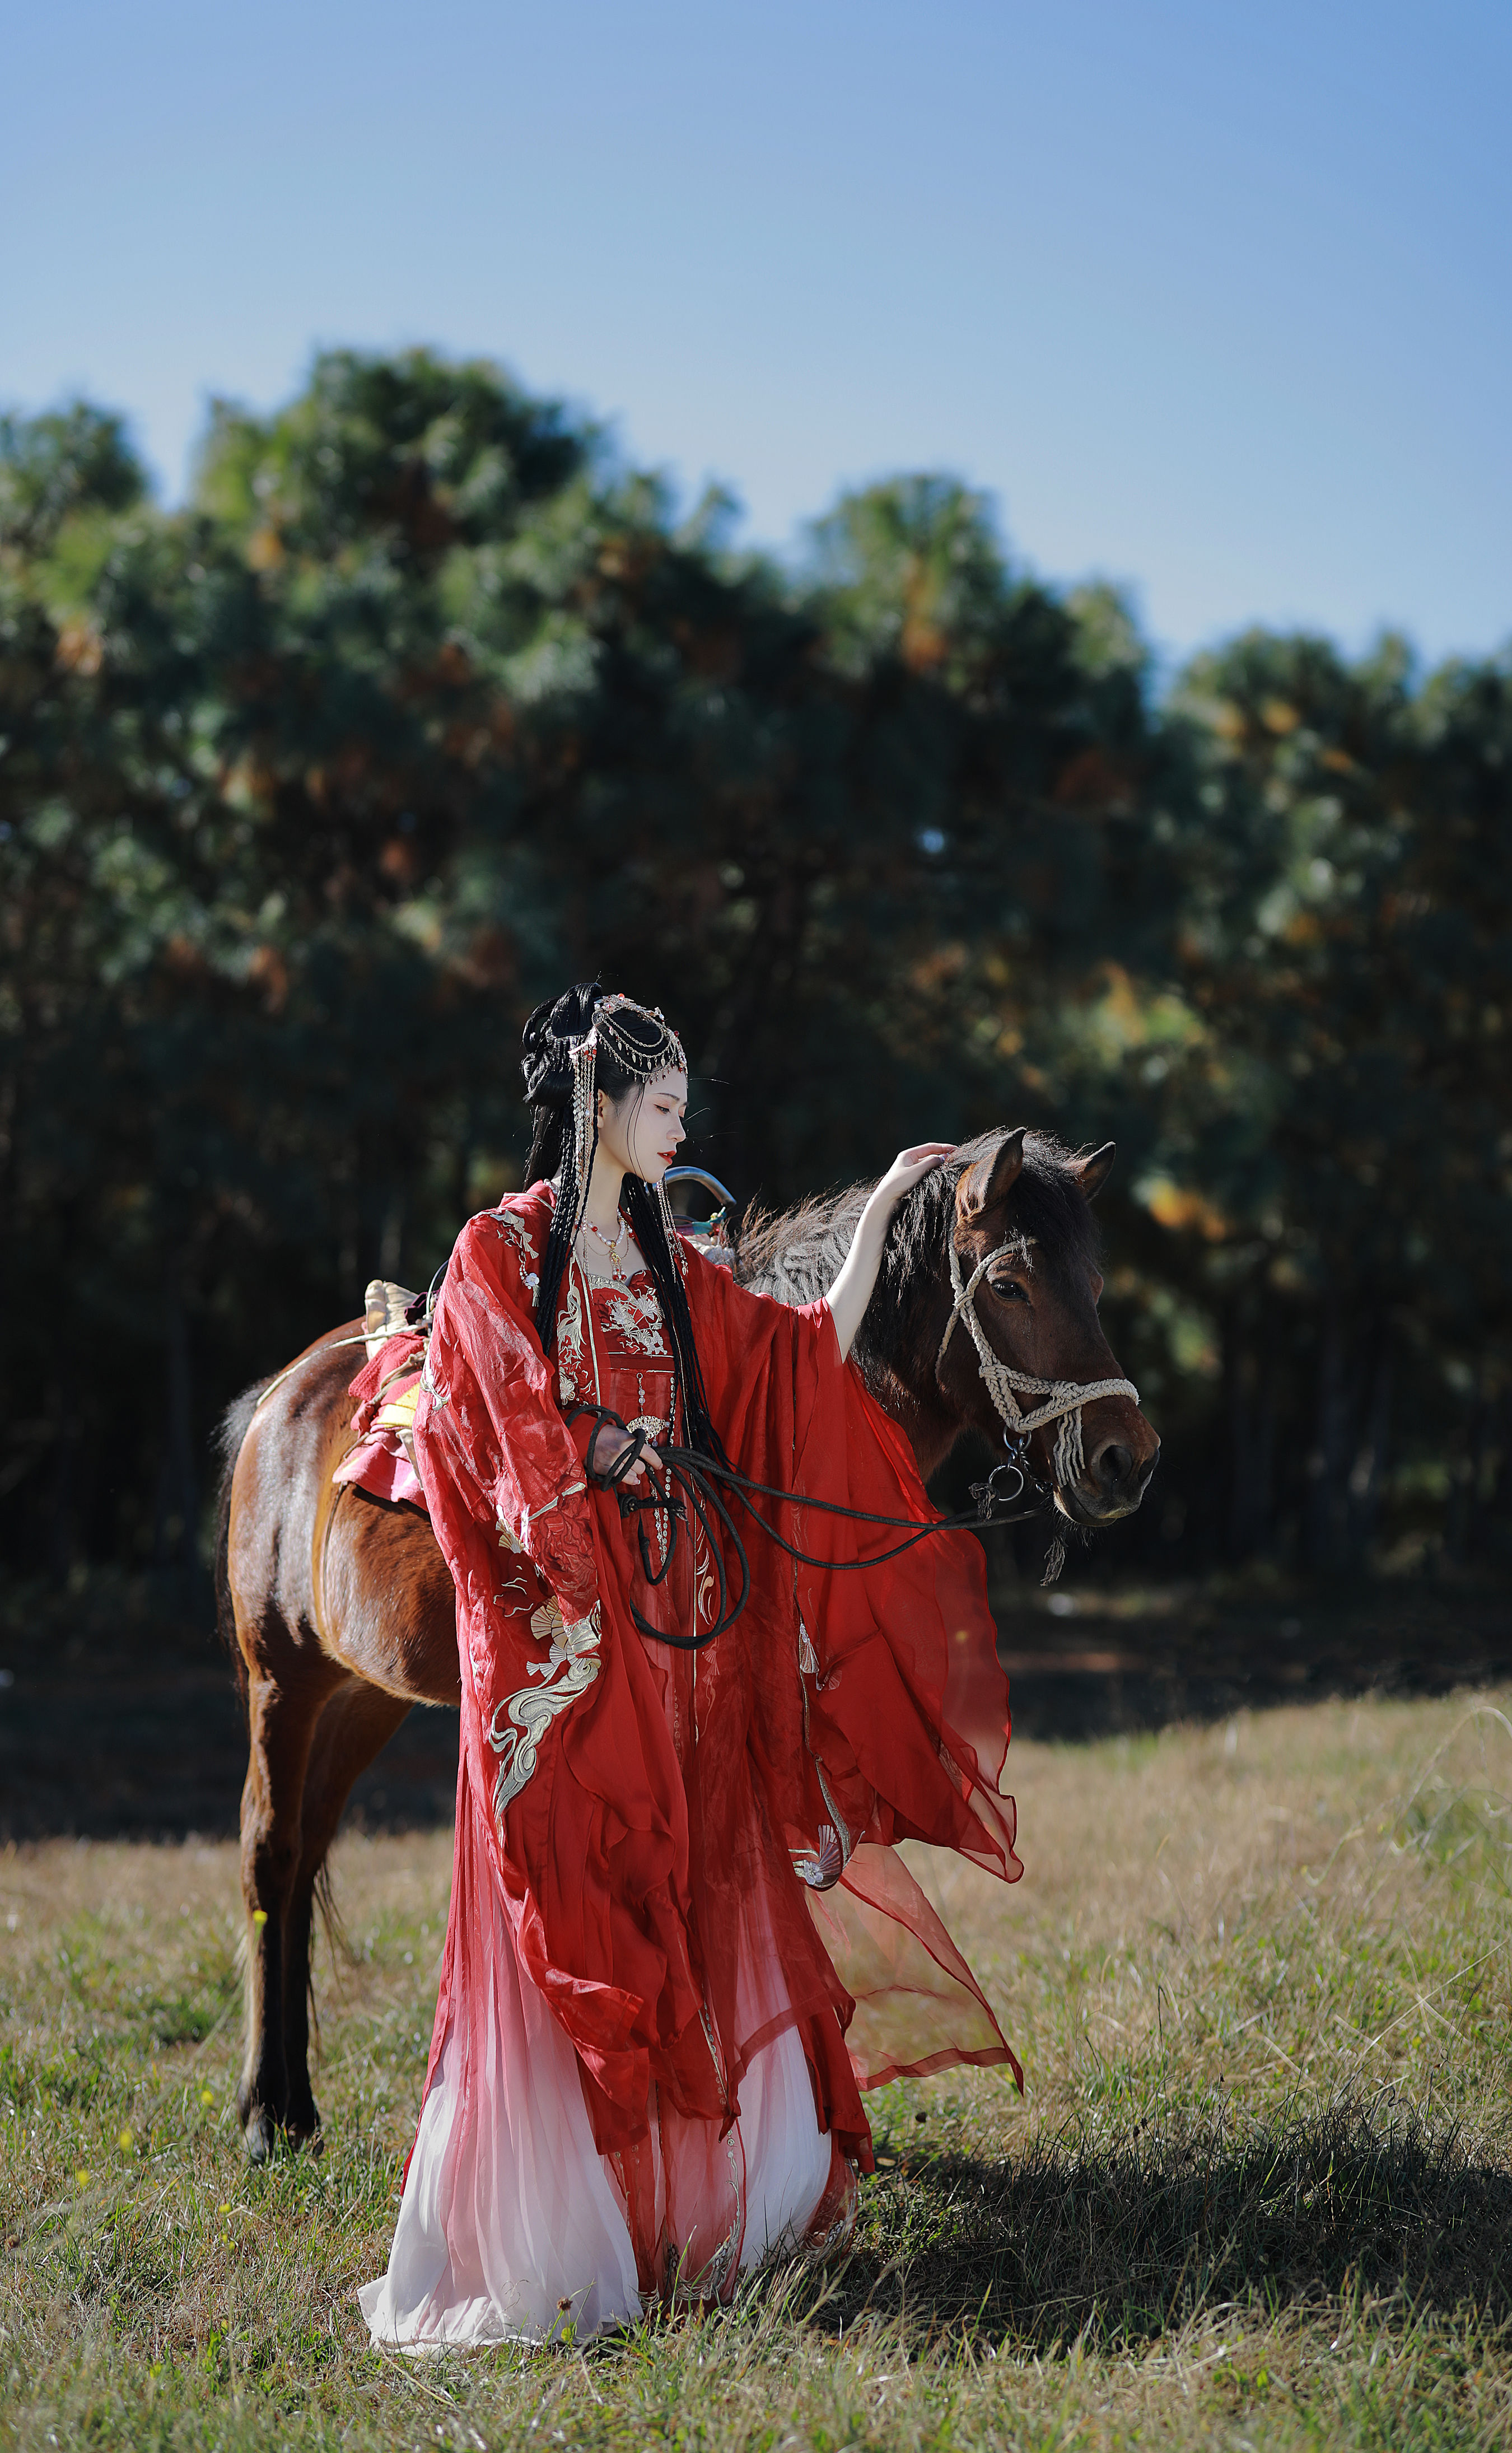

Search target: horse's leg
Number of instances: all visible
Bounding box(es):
[237,1645,345,2161]
[272,1482,459,2143]
[279,1677,415,2144]
[220,1335,460,2165]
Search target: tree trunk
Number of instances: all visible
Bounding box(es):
[1226,1328,1277,1562]
[1305,1301,1350,1572]
[1345,1322,1392,1564]
[154,1259,198,1569]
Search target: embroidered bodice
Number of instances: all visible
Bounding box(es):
[558,1265,678,1440]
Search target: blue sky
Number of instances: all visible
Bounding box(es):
[2,0,1508,668]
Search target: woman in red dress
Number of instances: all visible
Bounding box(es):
[360,985,1022,2346]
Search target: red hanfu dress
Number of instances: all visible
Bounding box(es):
[359,1183,1021,2346]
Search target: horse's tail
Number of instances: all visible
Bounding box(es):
[213,1383,266,1709]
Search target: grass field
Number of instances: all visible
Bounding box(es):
[6,1686,1512,2450]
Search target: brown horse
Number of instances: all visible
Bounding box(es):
[217,1128,1158,2161]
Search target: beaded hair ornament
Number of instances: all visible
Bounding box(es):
[563,992,688,1262]
[522,986,722,1451]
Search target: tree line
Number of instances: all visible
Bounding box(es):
[1,349,1507,1598]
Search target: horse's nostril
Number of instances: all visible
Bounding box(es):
[1097,1442,1135,1489]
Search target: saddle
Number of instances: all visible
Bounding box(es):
[328,1281,431,1507]
[363,1277,428,1363]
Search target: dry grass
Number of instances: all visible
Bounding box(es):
[6,1687,1512,2447]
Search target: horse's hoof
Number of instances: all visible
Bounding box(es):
[286,2117,325,2159]
[243,2107,276,2164]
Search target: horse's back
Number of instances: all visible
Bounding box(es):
[226,1326,458,1707]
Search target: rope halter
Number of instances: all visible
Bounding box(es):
[937,1235,1140,1491]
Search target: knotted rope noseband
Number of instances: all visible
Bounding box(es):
[937,1235,1140,1489]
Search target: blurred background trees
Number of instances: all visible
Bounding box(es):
[2,350,1507,1594]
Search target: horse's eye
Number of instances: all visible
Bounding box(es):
[989,1276,1029,1304]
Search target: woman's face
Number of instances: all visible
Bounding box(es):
[597,1069,688,1183]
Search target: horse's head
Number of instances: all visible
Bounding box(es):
[928,1127,1159,1526]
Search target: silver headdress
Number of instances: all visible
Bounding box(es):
[561,993,688,1255]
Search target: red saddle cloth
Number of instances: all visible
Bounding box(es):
[334,1331,428,1507]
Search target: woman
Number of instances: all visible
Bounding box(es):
[360,984,1021,2347]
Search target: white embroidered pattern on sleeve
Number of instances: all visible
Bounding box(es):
[486,1599,603,1830]
[525,1483,587,1525]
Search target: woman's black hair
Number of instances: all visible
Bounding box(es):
[520,979,596,1195]
[519,982,722,1462]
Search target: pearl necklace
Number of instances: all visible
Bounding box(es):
[579,1214,632,1283]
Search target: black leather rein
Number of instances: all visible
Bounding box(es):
[564,1401,1046,1653]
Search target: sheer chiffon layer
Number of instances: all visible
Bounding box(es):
[359,1765,844,2347]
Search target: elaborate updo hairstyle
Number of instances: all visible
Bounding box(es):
[519,982,721,1459]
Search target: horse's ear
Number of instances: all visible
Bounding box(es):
[1070,1142,1116,1202]
[956,1127,1026,1220]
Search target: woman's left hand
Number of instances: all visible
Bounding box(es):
[866,1143,956,1226]
[826,1142,956,1361]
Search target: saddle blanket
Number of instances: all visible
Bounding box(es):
[331,1279,428,1509]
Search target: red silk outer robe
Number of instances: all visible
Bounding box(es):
[397,1185,1020,2312]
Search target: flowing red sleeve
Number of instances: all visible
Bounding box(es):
[684,1246,1022,2092]
[417,1206,598,1622]
[688,1250,1014,1854]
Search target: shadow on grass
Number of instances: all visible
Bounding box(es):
[802,2098,1512,2349]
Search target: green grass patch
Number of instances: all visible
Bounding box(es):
[6,1690,1512,2447]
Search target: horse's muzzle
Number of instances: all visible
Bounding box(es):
[1057,1434,1161,1527]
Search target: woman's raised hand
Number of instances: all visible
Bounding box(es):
[826,1142,957,1361]
[867,1142,957,1224]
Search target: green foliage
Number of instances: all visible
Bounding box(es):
[0,400,145,557]
[0,348,1506,1587]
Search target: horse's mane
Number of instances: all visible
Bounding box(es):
[735,1131,1103,1387]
